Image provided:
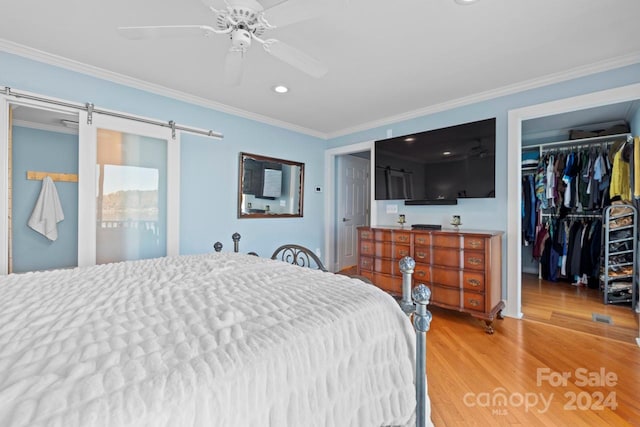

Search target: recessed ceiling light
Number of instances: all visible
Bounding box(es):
[404,137,415,142]
[443,151,452,156]
[273,85,289,94]
[454,0,478,5]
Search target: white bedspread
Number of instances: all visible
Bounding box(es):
[0,253,430,427]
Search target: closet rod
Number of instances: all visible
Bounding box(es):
[540,212,602,219]
[2,87,223,140]
[526,133,630,151]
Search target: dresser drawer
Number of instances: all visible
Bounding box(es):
[414,233,431,246]
[413,264,431,283]
[393,232,411,244]
[464,237,485,251]
[372,272,402,294]
[395,245,411,259]
[429,284,461,308]
[366,242,410,258]
[432,234,460,248]
[414,246,430,262]
[463,292,485,312]
[462,271,485,292]
[432,247,461,268]
[359,229,373,240]
[359,256,373,271]
[360,241,374,256]
[464,251,485,270]
[431,267,460,287]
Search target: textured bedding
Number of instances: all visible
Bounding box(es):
[0,253,430,427]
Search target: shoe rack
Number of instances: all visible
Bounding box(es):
[602,204,637,307]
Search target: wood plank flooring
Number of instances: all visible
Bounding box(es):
[426,306,640,426]
[521,273,638,344]
[339,266,640,425]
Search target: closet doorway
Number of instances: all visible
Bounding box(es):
[507,86,640,343]
[2,102,80,274]
[0,95,180,275]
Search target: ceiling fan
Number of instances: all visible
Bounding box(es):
[118,0,328,86]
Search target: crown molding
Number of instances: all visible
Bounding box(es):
[327,52,640,139]
[3,39,640,142]
[0,39,327,139]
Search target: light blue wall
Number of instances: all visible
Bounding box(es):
[1,52,326,259]
[12,126,78,272]
[4,51,640,268]
[631,103,640,135]
[328,63,640,233]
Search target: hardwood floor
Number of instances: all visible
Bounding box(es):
[426,306,640,426]
[521,273,638,344]
[340,265,640,425]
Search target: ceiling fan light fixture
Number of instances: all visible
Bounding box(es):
[454,0,478,5]
[273,85,289,94]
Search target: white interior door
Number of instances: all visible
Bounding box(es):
[78,112,179,266]
[336,154,370,270]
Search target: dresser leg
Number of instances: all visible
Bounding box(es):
[484,320,495,334]
[497,310,505,320]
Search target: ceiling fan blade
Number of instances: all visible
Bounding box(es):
[200,0,234,12]
[258,0,288,10]
[263,40,327,78]
[224,49,245,86]
[263,0,326,28]
[118,25,218,40]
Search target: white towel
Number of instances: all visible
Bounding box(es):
[28,176,65,241]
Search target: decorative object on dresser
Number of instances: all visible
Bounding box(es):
[357,226,504,333]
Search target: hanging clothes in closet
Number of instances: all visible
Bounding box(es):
[535,215,602,287]
[522,137,634,287]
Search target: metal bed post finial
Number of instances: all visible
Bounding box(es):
[213,242,223,252]
[399,256,416,314]
[413,284,432,427]
[232,232,241,253]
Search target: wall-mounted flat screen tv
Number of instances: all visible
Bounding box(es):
[374,118,496,202]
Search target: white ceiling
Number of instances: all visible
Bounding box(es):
[2,0,640,138]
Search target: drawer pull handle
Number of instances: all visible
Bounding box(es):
[469,299,480,307]
[399,250,409,256]
[398,235,408,242]
[468,257,482,265]
[468,278,480,287]
[469,240,481,248]
[363,245,370,251]
[416,270,426,277]
[362,232,371,239]
[416,238,427,244]
[416,251,427,259]
[362,260,371,267]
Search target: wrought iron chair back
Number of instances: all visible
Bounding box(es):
[270,244,328,271]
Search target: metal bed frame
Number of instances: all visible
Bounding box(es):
[215,234,432,427]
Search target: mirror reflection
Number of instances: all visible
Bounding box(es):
[238,152,304,218]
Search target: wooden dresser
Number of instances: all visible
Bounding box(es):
[357,226,504,333]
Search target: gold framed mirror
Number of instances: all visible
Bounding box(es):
[238,152,304,218]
